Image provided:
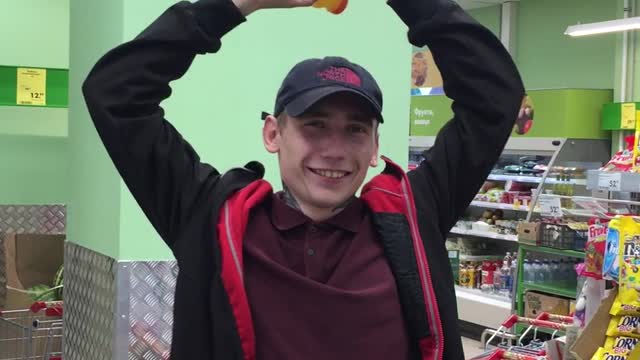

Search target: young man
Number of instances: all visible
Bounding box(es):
[82,0,525,359]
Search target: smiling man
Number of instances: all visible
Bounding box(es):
[82,0,525,359]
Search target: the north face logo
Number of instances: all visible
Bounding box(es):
[317,67,361,86]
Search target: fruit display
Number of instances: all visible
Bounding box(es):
[26,264,63,302]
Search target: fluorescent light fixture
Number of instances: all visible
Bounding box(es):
[565,16,640,37]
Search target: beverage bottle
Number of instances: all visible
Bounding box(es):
[523,259,531,283]
[541,259,551,283]
[500,261,511,296]
[493,261,503,293]
[481,261,494,293]
[467,263,476,289]
[505,252,513,267]
[550,260,560,282]
[508,260,516,298]
[459,262,468,287]
[533,260,543,283]
[475,263,483,289]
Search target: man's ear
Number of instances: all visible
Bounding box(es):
[263,115,281,154]
[369,131,380,167]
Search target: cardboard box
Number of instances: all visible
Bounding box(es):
[1,233,64,310]
[517,222,540,245]
[570,288,617,360]
[525,291,570,318]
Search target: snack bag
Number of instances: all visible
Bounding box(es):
[604,217,623,281]
[607,315,640,337]
[603,217,640,282]
[604,336,640,355]
[612,261,640,316]
[590,347,629,360]
[602,135,635,172]
[585,219,609,279]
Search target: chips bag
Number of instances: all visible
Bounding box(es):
[603,217,640,282]
[612,262,640,316]
[585,219,609,279]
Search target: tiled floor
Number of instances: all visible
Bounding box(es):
[462,337,487,359]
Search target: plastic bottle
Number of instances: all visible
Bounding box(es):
[533,260,543,283]
[475,263,483,289]
[459,262,468,287]
[541,259,551,283]
[493,261,503,293]
[508,258,516,297]
[505,252,513,267]
[523,259,532,283]
[550,260,560,282]
[312,0,348,14]
[500,261,511,296]
[481,261,494,293]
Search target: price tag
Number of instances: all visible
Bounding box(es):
[16,68,46,106]
[598,172,622,191]
[539,195,563,218]
[621,103,637,129]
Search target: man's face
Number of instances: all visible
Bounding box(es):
[263,92,379,214]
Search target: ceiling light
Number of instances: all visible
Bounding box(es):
[565,16,640,37]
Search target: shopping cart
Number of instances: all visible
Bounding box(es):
[0,301,63,360]
[472,313,573,360]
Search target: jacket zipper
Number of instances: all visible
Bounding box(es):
[400,179,444,360]
[224,202,243,281]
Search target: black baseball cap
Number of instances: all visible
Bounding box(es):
[262,56,384,123]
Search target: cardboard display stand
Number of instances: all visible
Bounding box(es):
[570,288,618,360]
[1,233,64,310]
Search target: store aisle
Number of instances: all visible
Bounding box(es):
[462,337,485,359]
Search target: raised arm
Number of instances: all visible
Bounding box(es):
[390,0,526,234]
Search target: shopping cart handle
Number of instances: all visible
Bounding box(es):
[501,314,520,328]
[30,301,47,313]
[536,312,573,324]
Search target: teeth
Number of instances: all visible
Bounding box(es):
[313,169,347,179]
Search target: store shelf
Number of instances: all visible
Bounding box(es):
[455,286,512,329]
[586,170,640,192]
[460,254,504,262]
[470,201,531,212]
[451,228,518,242]
[519,244,585,258]
[487,174,586,186]
[522,282,577,299]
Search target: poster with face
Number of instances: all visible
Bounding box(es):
[411,48,444,95]
[514,94,535,135]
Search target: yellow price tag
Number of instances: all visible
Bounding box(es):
[16,68,46,106]
[621,102,636,129]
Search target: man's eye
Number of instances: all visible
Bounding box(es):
[349,125,367,134]
[305,121,325,128]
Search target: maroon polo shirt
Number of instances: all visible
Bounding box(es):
[243,192,411,360]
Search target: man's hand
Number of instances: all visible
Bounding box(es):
[232,0,316,16]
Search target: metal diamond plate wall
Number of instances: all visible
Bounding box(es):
[0,205,66,234]
[64,242,116,360]
[127,261,178,360]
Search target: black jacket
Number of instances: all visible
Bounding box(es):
[82,0,525,359]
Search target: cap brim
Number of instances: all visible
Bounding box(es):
[285,86,383,123]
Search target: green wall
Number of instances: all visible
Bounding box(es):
[0,134,69,204]
[468,5,501,37]
[517,0,617,90]
[0,1,69,205]
[71,0,410,260]
[68,0,124,259]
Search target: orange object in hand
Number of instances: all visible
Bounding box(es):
[312,0,348,14]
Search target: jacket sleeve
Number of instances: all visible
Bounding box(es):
[388,0,526,235]
[82,0,246,249]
